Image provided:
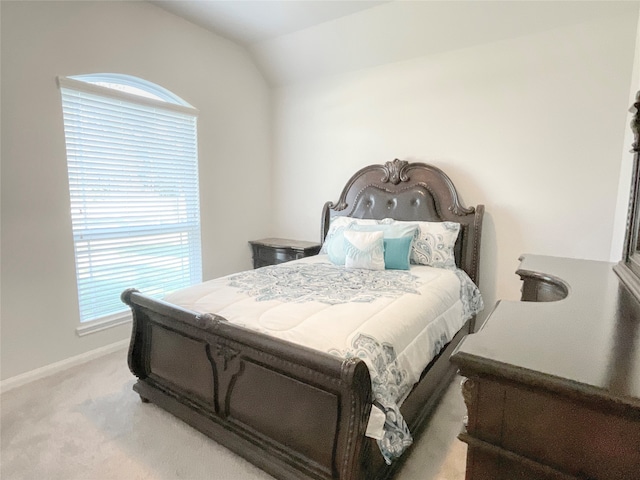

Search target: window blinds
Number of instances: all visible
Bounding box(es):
[59,77,202,323]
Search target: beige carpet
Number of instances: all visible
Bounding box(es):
[1,348,467,480]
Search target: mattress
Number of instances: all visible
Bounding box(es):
[164,254,483,463]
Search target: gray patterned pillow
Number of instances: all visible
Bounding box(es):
[410,221,460,269]
[389,220,460,269]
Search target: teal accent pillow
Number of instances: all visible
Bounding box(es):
[326,226,348,265]
[383,236,413,270]
[389,220,460,269]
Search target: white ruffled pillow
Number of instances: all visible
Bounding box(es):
[343,230,385,270]
[322,217,386,265]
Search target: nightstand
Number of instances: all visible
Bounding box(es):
[248,238,322,268]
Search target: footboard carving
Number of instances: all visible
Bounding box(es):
[122,288,373,480]
[206,341,244,417]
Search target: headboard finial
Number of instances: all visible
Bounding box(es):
[382,159,410,185]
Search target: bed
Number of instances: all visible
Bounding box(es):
[122,159,484,480]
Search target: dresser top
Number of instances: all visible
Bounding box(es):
[452,254,640,413]
[249,238,321,251]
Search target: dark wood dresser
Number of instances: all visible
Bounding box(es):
[249,237,321,268]
[451,254,640,480]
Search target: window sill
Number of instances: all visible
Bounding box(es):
[76,311,132,337]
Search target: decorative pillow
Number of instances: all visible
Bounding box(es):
[383,235,413,270]
[343,230,385,270]
[325,232,348,265]
[351,222,418,240]
[351,223,418,270]
[407,221,460,269]
[321,217,386,265]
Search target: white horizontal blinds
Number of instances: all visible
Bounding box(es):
[59,77,202,323]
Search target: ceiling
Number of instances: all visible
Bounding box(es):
[150,1,639,86]
[151,0,389,46]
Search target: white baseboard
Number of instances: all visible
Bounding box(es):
[0,339,129,394]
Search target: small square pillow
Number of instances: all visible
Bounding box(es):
[383,235,413,270]
[343,230,385,270]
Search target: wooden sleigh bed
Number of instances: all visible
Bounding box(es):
[122,159,484,480]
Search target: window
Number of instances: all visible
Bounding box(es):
[58,74,202,333]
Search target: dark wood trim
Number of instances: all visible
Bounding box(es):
[616,91,640,301]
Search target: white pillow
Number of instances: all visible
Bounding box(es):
[321,216,386,264]
[351,222,418,239]
[343,230,385,270]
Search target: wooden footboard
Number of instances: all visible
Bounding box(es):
[122,288,373,480]
[123,287,472,480]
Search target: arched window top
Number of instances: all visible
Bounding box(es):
[58,73,197,116]
[69,73,192,107]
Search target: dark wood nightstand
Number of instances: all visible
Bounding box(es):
[248,238,322,269]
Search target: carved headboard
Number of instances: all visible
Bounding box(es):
[321,159,484,285]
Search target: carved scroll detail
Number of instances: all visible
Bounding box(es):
[338,357,372,479]
[461,377,476,429]
[449,203,476,216]
[632,91,640,153]
[381,159,410,185]
[207,341,244,417]
[122,288,147,380]
[216,343,240,371]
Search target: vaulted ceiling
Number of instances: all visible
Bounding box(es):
[151,1,639,85]
[151,0,389,45]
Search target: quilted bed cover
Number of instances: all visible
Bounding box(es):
[164,255,483,463]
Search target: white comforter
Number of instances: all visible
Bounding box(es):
[164,254,483,463]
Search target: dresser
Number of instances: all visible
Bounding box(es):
[451,254,640,480]
[248,237,321,268]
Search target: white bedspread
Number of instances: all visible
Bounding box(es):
[164,254,483,463]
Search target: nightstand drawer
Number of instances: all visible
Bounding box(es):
[249,238,321,268]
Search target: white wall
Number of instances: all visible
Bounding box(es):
[0,1,272,380]
[272,11,639,313]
